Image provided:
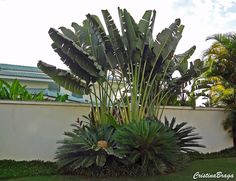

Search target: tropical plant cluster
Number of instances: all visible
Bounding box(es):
[193,33,236,147]
[194,34,236,108]
[0,79,68,102]
[38,8,205,176]
[38,8,206,123]
[0,79,44,101]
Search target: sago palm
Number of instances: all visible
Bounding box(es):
[113,119,184,174]
[56,122,123,170]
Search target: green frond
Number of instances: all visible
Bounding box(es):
[56,123,122,170]
[86,14,117,68]
[153,18,183,62]
[102,9,128,68]
[59,26,80,45]
[164,117,205,152]
[174,45,196,75]
[118,8,139,56]
[38,61,90,95]
[113,120,184,173]
[48,28,103,77]
[51,43,96,83]
[71,22,93,53]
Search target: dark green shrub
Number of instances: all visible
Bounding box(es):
[113,120,186,174]
[164,117,205,152]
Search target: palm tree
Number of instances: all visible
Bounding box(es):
[203,33,236,148]
[204,33,236,86]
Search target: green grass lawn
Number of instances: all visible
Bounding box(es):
[4,158,236,181]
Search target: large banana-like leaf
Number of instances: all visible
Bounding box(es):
[146,10,156,45]
[86,14,118,68]
[138,10,152,37]
[71,22,92,53]
[174,45,196,75]
[118,8,139,58]
[151,28,173,77]
[118,8,128,49]
[59,27,80,45]
[38,61,89,95]
[154,19,183,62]
[51,43,95,83]
[102,10,128,68]
[72,22,107,70]
[48,28,103,78]
[153,29,173,62]
[137,10,156,49]
[85,16,110,70]
[40,8,202,112]
[169,59,205,91]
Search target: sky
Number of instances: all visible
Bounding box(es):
[0,0,236,69]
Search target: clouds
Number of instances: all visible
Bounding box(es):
[172,0,236,30]
[170,0,236,59]
[0,0,235,67]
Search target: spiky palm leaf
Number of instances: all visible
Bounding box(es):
[164,117,205,152]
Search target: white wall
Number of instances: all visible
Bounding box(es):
[162,106,233,153]
[0,101,90,161]
[0,101,233,161]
